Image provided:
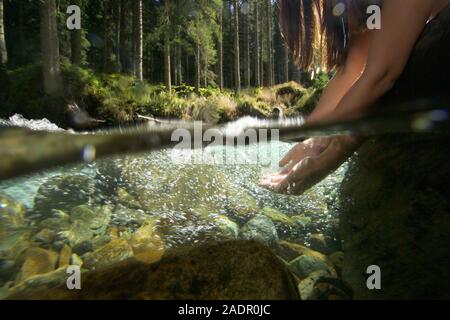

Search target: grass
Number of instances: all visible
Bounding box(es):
[0,63,330,127]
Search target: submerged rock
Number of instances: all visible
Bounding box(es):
[262,207,295,238]
[7,240,300,300]
[55,205,112,250]
[129,221,165,264]
[0,194,28,244]
[339,134,450,299]
[213,215,239,239]
[111,205,150,229]
[56,220,94,249]
[70,205,112,235]
[15,248,58,283]
[288,255,330,279]
[275,240,327,262]
[31,229,56,249]
[298,270,330,300]
[33,174,93,219]
[38,210,71,234]
[83,238,134,270]
[240,215,279,247]
[58,245,72,268]
[328,252,344,277]
[10,267,70,295]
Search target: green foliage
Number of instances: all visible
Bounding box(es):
[0,63,46,118]
[0,59,330,125]
[311,72,330,91]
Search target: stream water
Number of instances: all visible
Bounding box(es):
[0,105,449,298]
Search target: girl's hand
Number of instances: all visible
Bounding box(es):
[259,136,361,195]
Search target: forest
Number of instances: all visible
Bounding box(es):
[0,0,329,128]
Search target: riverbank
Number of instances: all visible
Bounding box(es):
[0,63,328,129]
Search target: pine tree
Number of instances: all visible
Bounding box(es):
[40,0,63,95]
[0,0,8,65]
[135,0,143,81]
[164,0,172,91]
[233,0,240,95]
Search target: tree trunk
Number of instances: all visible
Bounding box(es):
[120,0,133,73]
[260,0,264,86]
[266,0,273,86]
[233,0,240,95]
[195,42,200,94]
[164,0,171,91]
[244,6,251,88]
[135,0,143,81]
[103,1,110,71]
[115,1,121,72]
[70,0,82,66]
[204,54,208,87]
[18,0,26,62]
[0,0,8,65]
[218,6,224,91]
[40,0,62,95]
[255,0,261,87]
[284,44,289,83]
[177,46,183,85]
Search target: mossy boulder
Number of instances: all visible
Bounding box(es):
[15,248,59,283]
[339,134,450,299]
[7,240,300,300]
[240,215,279,247]
[288,255,331,279]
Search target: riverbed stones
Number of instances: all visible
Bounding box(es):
[10,267,70,295]
[129,221,165,264]
[38,210,70,233]
[240,214,279,247]
[31,229,56,248]
[116,187,141,209]
[213,215,239,239]
[111,204,150,228]
[7,240,300,300]
[0,193,27,243]
[15,248,58,283]
[288,255,330,279]
[298,269,330,300]
[70,205,112,235]
[275,240,327,262]
[56,220,94,248]
[33,174,93,219]
[328,252,344,277]
[83,238,134,270]
[262,207,295,238]
[58,245,72,268]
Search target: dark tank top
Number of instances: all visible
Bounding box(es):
[381,2,450,104]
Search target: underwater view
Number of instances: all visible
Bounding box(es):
[0,0,450,306]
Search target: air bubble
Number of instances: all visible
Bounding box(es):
[333,2,346,17]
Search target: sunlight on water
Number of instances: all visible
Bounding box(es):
[0,116,346,250]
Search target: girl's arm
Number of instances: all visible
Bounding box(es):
[313,0,436,124]
[307,32,369,123]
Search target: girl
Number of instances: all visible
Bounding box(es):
[260,0,450,194]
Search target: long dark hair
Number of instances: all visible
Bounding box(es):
[279,0,371,70]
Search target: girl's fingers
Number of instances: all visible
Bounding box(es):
[279,162,295,175]
[278,150,293,167]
